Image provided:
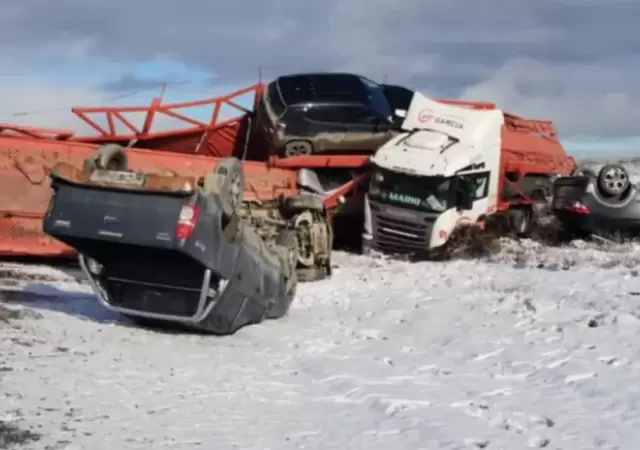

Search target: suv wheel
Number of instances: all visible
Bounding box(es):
[283,140,313,158]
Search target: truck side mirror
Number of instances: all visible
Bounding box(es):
[394,109,407,118]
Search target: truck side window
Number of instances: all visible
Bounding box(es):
[465,172,490,200]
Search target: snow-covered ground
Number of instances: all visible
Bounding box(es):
[3,158,640,449]
[2,239,640,450]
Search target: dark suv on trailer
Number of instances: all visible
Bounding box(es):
[254,73,405,157]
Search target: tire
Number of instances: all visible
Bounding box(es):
[275,230,298,283]
[283,140,313,158]
[510,207,534,237]
[597,164,630,198]
[266,230,298,319]
[83,144,128,172]
[284,193,324,213]
[296,265,330,282]
[202,157,245,217]
[293,211,316,267]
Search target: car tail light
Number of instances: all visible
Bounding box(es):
[176,203,200,240]
[567,202,590,215]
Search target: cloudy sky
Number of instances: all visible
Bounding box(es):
[1,0,638,156]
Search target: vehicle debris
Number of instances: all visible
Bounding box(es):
[0,72,582,267]
[552,163,640,241]
[42,146,305,334]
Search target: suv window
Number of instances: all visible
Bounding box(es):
[266,82,286,117]
[360,77,392,120]
[306,105,380,125]
[382,84,414,112]
[343,105,379,124]
[305,106,345,123]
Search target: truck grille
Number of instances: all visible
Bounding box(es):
[371,206,434,254]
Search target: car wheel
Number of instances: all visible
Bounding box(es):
[203,157,245,217]
[266,230,298,319]
[597,164,630,198]
[83,144,128,172]
[283,140,313,158]
[510,207,534,237]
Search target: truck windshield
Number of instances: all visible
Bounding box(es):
[360,77,393,120]
[369,167,452,212]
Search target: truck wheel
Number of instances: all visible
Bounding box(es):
[266,230,298,319]
[293,211,316,268]
[203,157,245,217]
[597,164,630,198]
[510,207,534,237]
[83,144,128,172]
[283,140,313,158]
[284,193,324,213]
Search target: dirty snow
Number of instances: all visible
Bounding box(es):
[2,239,640,450]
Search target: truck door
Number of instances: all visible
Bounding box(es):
[456,171,491,221]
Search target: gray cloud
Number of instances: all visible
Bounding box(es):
[2,0,639,136]
[101,74,171,92]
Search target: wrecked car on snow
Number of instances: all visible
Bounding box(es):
[42,146,299,335]
[552,163,640,239]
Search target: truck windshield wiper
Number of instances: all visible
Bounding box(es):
[395,127,425,145]
[396,128,460,150]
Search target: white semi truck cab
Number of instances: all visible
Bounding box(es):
[363,92,505,254]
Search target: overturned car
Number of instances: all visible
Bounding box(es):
[42,147,308,334]
[552,163,640,240]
